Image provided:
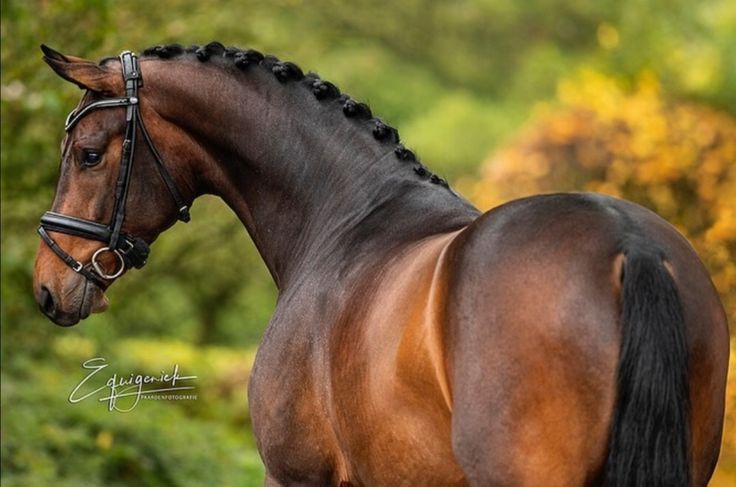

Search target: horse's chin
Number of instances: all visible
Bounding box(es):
[52,281,109,327]
[89,284,110,314]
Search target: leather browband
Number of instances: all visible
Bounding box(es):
[65,97,137,132]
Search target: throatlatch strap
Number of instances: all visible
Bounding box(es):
[137,112,191,222]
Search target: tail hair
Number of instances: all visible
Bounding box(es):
[604,247,691,487]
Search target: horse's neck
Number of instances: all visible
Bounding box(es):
[151,60,479,289]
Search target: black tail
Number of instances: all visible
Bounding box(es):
[604,248,691,487]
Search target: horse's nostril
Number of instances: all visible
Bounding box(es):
[39,286,56,317]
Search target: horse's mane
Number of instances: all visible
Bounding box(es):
[101,41,448,188]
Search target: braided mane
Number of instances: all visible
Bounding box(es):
[127,41,449,188]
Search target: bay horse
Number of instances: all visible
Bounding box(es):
[33,43,729,486]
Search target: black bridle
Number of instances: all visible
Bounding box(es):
[38,51,190,288]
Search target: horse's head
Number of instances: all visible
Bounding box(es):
[33,46,193,326]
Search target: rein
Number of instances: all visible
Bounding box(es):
[38,51,190,287]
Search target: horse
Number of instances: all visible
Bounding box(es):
[32,42,729,486]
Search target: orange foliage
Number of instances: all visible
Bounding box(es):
[462,70,736,478]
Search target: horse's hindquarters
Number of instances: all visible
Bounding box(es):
[446,210,619,484]
[444,193,728,486]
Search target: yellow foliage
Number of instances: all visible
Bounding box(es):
[467,70,736,476]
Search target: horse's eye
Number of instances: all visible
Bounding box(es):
[81,149,102,167]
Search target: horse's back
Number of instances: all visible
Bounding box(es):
[445,192,728,486]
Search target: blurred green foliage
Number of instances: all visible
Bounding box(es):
[2,335,264,486]
[2,0,734,485]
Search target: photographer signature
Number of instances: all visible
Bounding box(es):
[69,357,197,412]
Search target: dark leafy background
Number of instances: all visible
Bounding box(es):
[2,1,734,485]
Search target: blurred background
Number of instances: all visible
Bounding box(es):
[1,0,734,485]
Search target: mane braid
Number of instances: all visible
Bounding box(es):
[138,42,450,189]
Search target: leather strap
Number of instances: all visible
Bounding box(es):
[40,211,150,269]
[108,51,140,249]
[65,97,137,132]
[38,226,108,288]
[41,211,112,242]
[137,111,191,222]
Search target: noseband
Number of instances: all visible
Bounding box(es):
[38,51,190,288]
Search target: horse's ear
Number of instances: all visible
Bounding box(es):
[41,44,116,94]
